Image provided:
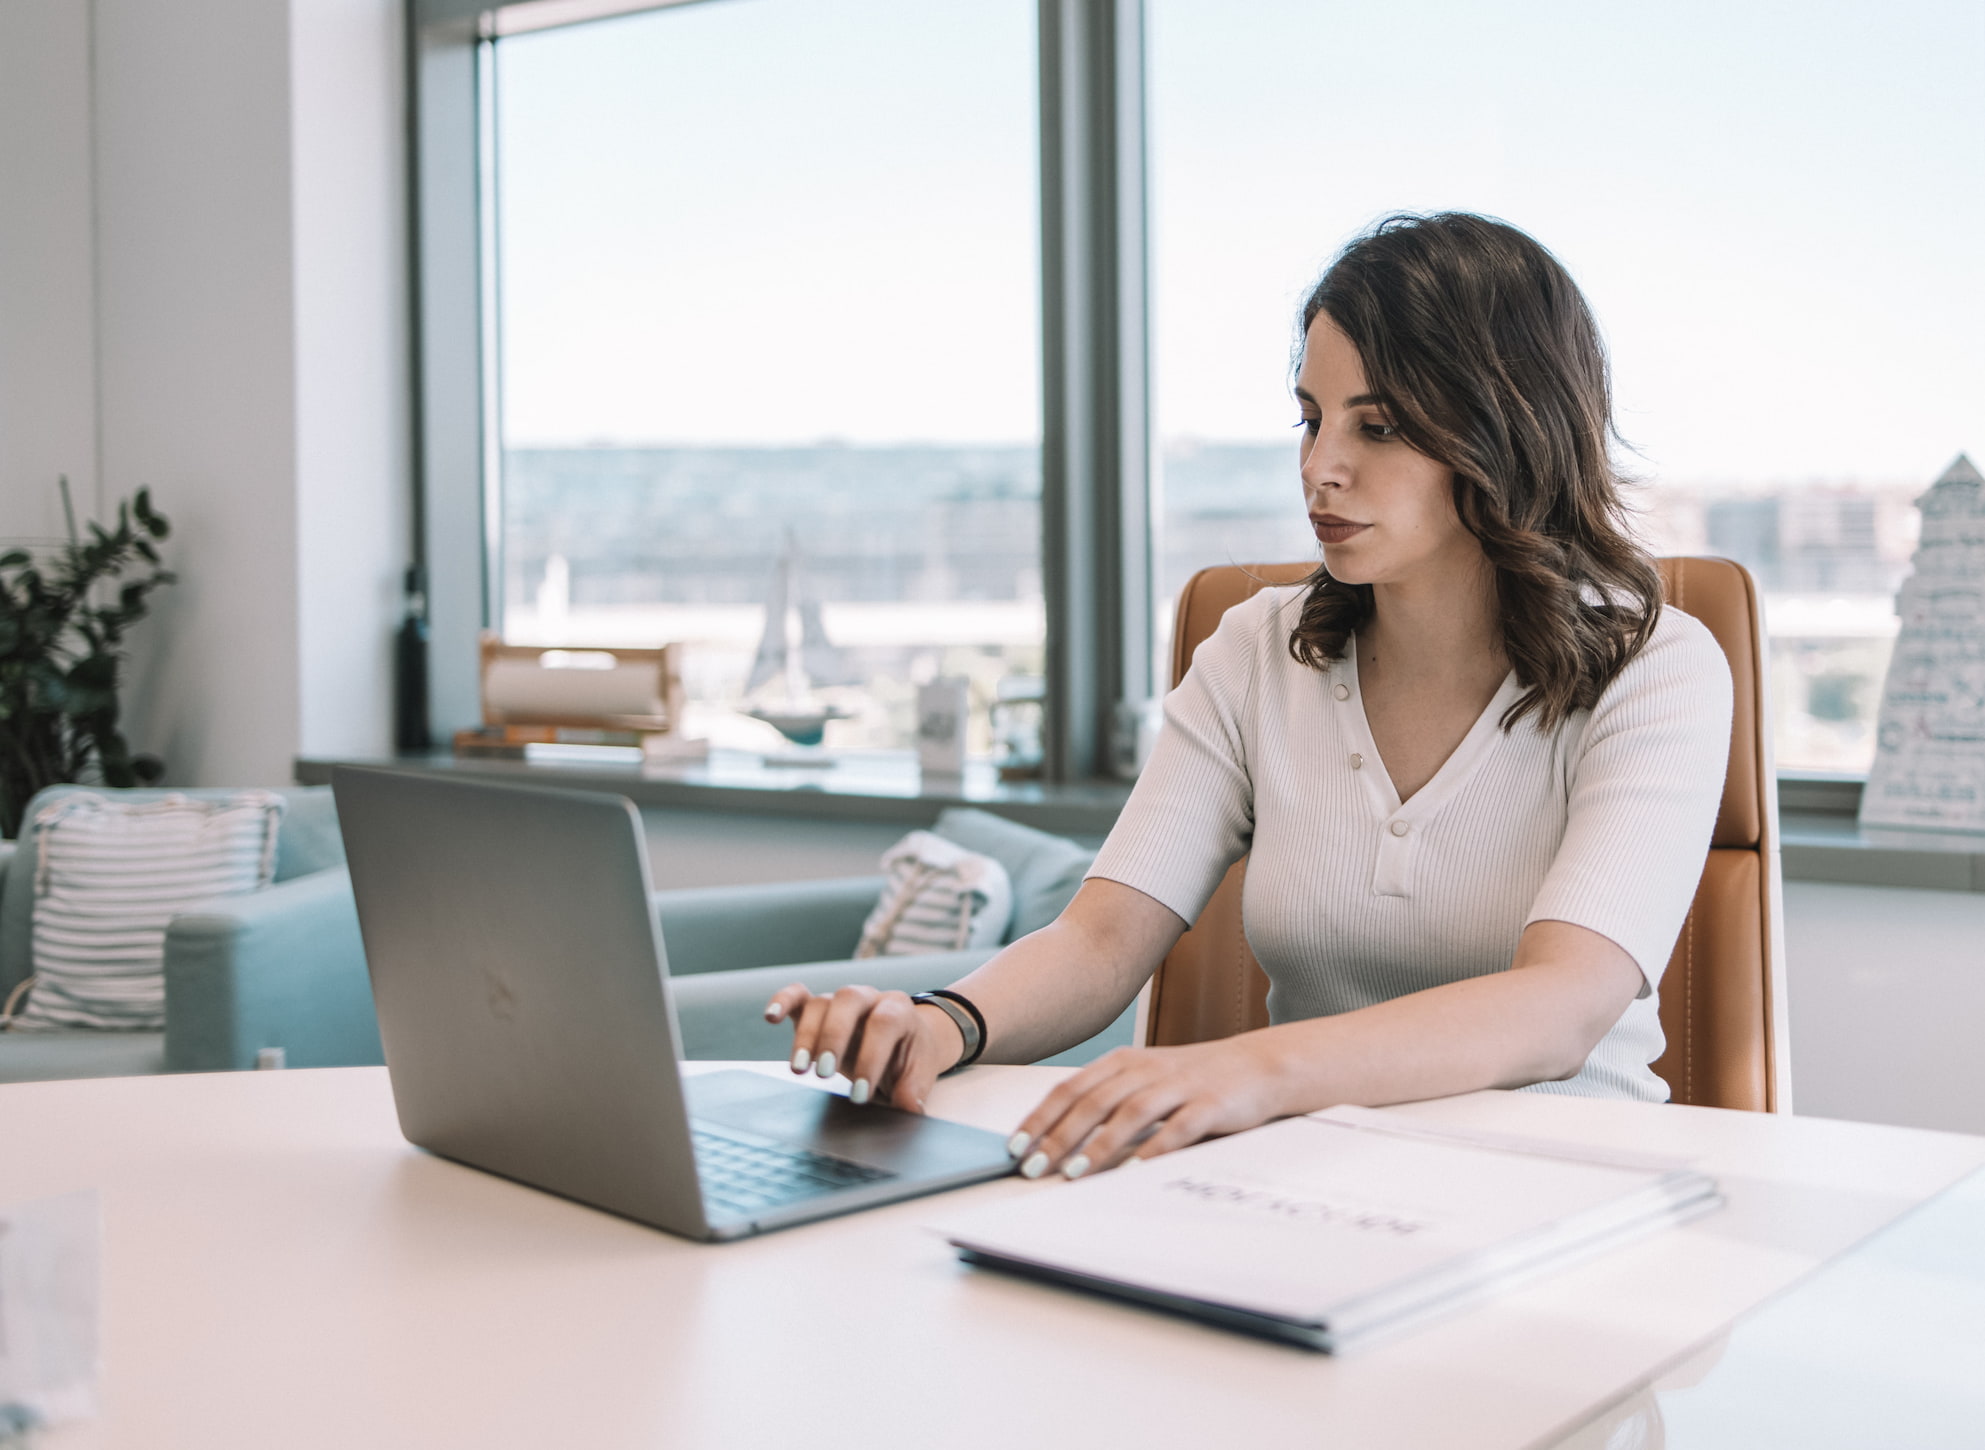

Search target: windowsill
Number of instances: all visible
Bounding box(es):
[293,755,1985,893]
[1774,773,1985,891]
[293,748,1134,838]
[1779,812,1985,892]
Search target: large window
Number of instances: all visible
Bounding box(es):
[1148,0,1985,774]
[491,0,1042,753]
[435,0,1983,779]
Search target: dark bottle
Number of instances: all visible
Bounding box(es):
[394,565,432,753]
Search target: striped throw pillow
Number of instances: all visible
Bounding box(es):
[853,831,1013,959]
[12,792,286,1031]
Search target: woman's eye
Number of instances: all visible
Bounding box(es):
[1362,421,1399,441]
[1293,416,1320,436]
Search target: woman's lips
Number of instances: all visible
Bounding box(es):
[1311,516,1370,545]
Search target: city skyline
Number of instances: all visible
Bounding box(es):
[499,438,1936,768]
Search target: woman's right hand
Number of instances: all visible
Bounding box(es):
[761,984,969,1113]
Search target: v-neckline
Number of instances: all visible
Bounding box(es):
[1337,638,1523,823]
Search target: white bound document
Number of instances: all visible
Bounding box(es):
[943,1107,1720,1351]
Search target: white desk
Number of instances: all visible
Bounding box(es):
[5,1064,1982,1450]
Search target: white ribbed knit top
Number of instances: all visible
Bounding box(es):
[1090,586,1732,1101]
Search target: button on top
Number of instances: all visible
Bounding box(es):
[1349,752,1363,770]
[1388,820,1409,837]
[1332,683,1351,701]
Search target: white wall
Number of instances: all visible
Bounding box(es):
[291,0,414,759]
[93,0,304,787]
[0,0,409,789]
[0,0,100,540]
[1784,880,1985,1137]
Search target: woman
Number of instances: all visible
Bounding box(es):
[765,213,1730,1181]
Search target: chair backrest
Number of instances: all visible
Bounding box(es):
[1141,559,1789,1112]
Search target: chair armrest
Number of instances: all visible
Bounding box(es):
[162,866,383,1073]
[670,949,998,1060]
[0,839,16,892]
[654,876,885,976]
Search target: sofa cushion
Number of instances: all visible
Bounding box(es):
[1,786,339,998]
[932,808,1095,941]
[14,791,285,1031]
[0,1028,166,1083]
[273,789,345,881]
[855,831,1012,957]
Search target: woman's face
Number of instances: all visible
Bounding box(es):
[1295,315,1483,590]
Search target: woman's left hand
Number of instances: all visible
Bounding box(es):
[1005,1038,1290,1180]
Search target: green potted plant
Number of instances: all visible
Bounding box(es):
[0,479,175,839]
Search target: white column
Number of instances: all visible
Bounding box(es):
[0,0,102,540]
[93,0,305,787]
[291,0,413,760]
[0,0,411,788]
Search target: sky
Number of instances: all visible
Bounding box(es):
[497,0,1984,485]
[495,0,1039,450]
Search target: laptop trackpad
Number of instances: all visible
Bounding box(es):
[687,1069,1010,1177]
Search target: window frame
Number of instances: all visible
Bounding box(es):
[408,0,1152,782]
[409,0,1876,793]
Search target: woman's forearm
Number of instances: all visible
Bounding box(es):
[945,926,1141,1065]
[946,879,1188,1066]
[1248,923,1645,1113]
[1001,918,1652,1177]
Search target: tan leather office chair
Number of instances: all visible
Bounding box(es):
[1140,558,1790,1112]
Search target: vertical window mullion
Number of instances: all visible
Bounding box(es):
[1038,0,1152,783]
[476,36,505,637]
[411,12,490,738]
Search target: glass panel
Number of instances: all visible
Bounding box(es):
[1147,0,1985,772]
[493,0,1041,757]
[1541,1166,1985,1448]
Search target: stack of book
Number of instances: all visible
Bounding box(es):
[943,1105,1721,1352]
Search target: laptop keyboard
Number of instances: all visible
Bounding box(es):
[693,1124,896,1220]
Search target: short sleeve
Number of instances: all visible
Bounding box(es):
[1084,591,1274,926]
[1524,609,1734,993]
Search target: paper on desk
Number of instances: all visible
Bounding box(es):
[0,1191,102,1430]
[940,1116,1719,1344]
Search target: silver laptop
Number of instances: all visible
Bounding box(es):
[332,766,1014,1241]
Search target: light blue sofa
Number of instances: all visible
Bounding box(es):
[0,793,1131,1083]
[0,785,380,1083]
[661,807,1138,1067]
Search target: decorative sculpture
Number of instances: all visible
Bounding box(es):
[743,532,856,752]
[1859,454,1985,832]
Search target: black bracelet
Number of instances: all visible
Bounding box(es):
[912,989,988,1072]
[925,989,988,1065]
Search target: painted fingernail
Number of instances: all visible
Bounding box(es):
[815,1050,836,1079]
[1020,1152,1050,1180]
[849,1078,871,1105]
[1005,1131,1032,1159]
[1062,1154,1091,1180]
[790,1048,811,1073]
[764,1002,786,1023]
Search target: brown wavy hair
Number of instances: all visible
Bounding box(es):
[1288,213,1662,732]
